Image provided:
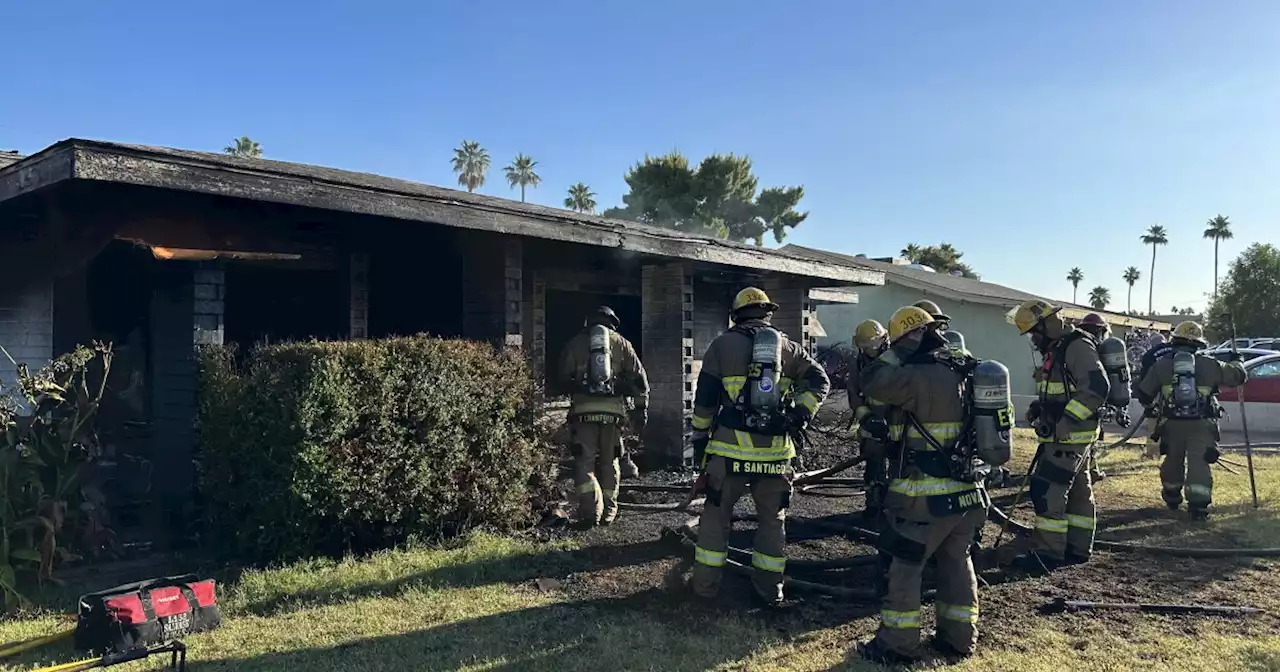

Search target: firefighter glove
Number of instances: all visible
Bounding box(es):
[692,432,709,465]
[787,405,813,432]
[1205,446,1220,464]
[629,408,647,433]
[1026,400,1043,425]
[861,415,890,441]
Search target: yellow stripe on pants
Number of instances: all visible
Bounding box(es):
[880,609,921,629]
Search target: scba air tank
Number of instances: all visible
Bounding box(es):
[747,327,783,420]
[971,360,1013,467]
[586,324,614,395]
[1098,336,1132,407]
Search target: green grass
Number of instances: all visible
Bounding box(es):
[4,431,1280,671]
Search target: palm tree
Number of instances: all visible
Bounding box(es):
[1140,224,1169,315]
[900,243,921,260]
[1122,266,1141,313]
[503,153,541,202]
[451,140,490,193]
[564,183,597,214]
[1066,267,1084,303]
[1088,286,1111,310]
[224,136,262,158]
[1203,214,1233,299]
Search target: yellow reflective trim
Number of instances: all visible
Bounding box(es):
[888,424,904,440]
[1065,399,1093,421]
[1035,516,1068,534]
[888,477,978,497]
[707,439,795,462]
[1062,430,1097,445]
[751,551,787,573]
[1038,381,1067,395]
[796,391,820,414]
[695,546,727,568]
[1066,514,1095,530]
[691,414,713,431]
[937,602,979,624]
[576,482,596,494]
[880,609,921,629]
[722,376,746,399]
[1187,484,1212,497]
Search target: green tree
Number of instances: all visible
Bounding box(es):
[1067,267,1084,303]
[1088,286,1111,310]
[1140,224,1169,315]
[601,151,807,246]
[1205,243,1280,340]
[564,183,597,214]
[1122,266,1141,313]
[901,243,979,279]
[224,136,262,158]
[503,153,540,202]
[1203,214,1233,299]
[451,140,490,193]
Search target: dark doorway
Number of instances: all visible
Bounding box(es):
[224,264,347,347]
[545,289,642,396]
[367,228,463,339]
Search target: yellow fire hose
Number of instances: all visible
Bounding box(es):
[0,629,74,660]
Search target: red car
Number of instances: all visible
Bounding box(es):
[1218,353,1280,404]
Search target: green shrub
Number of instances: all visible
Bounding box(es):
[196,337,554,563]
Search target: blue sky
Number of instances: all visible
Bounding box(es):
[4,0,1278,313]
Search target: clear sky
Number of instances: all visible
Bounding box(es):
[4,0,1278,313]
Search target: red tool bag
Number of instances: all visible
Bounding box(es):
[74,574,221,653]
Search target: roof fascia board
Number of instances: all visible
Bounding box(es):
[67,146,883,285]
[0,145,75,203]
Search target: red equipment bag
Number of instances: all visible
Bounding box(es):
[74,574,221,653]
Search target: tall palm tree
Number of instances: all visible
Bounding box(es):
[1088,286,1111,310]
[1203,214,1233,299]
[451,140,490,193]
[224,136,262,158]
[1122,266,1141,314]
[1066,267,1084,303]
[900,243,921,260]
[564,183,597,214]
[503,153,541,202]
[1140,224,1169,315]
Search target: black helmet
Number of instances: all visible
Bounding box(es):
[587,306,620,330]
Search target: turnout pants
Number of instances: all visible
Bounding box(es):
[1160,420,1216,511]
[1030,443,1096,560]
[691,455,792,602]
[875,508,986,658]
[571,421,623,525]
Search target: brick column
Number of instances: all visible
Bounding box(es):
[642,263,695,466]
[763,275,812,354]
[531,272,547,376]
[460,233,523,348]
[151,262,224,534]
[348,252,369,339]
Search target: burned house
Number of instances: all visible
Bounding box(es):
[0,139,883,522]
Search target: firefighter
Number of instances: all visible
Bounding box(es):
[914,299,969,355]
[856,306,991,664]
[689,287,831,606]
[1013,299,1108,572]
[848,319,892,519]
[1138,332,1175,459]
[1135,321,1247,520]
[1078,313,1109,341]
[557,306,650,529]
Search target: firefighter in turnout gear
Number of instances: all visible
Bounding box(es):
[848,319,892,519]
[857,305,1007,664]
[915,299,970,356]
[689,287,831,606]
[1013,299,1108,571]
[1139,333,1175,459]
[557,306,650,529]
[1135,321,1247,521]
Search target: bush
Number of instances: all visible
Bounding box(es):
[197,336,554,563]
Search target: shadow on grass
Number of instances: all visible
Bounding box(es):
[186,588,831,672]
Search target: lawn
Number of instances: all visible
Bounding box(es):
[3,429,1280,671]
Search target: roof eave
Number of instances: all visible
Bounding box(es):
[47,142,880,285]
[0,143,76,202]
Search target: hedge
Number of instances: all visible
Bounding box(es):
[196,336,555,562]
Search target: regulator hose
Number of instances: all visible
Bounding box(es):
[987,506,1280,558]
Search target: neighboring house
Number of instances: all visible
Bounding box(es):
[0,139,885,522]
[781,245,1171,416]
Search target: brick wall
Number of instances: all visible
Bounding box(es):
[641,263,694,465]
[348,252,369,339]
[460,232,524,348]
[0,283,54,406]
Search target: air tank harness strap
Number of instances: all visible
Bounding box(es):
[716,407,790,436]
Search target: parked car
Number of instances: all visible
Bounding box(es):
[1203,348,1277,363]
[1218,353,1280,404]
[1210,338,1280,351]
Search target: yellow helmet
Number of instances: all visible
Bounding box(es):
[1013,299,1062,335]
[913,299,951,322]
[853,319,888,349]
[732,287,779,313]
[888,306,935,344]
[1172,321,1207,345]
